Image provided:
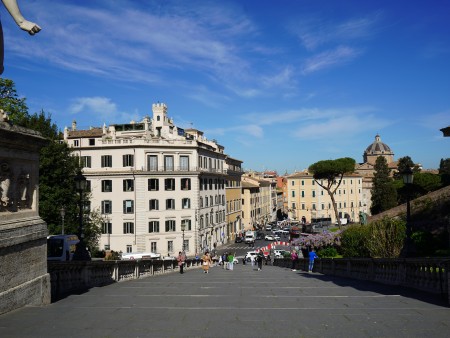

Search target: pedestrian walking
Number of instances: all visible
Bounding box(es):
[228,252,234,271]
[202,251,212,274]
[257,251,264,271]
[291,249,298,271]
[177,251,186,274]
[223,252,228,270]
[308,248,318,272]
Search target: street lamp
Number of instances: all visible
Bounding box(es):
[60,207,65,235]
[181,222,186,252]
[402,167,414,258]
[72,171,90,261]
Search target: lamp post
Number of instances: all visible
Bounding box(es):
[60,206,65,235]
[73,171,90,261]
[402,167,414,258]
[181,222,186,252]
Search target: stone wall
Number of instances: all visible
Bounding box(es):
[0,121,50,315]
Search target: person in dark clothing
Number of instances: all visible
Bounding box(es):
[257,251,264,271]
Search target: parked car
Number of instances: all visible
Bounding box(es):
[274,250,288,259]
[235,236,243,243]
[245,251,259,262]
[265,235,275,241]
[256,232,265,240]
[273,234,281,241]
[265,225,272,231]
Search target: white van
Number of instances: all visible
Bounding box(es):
[120,252,161,260]
[244,231,256,244]
[47,234,80,261]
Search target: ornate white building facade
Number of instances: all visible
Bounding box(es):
[63,103,242,256]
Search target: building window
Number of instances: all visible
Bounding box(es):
[165,220,176,232]
[200,197,203,208]
[182,198,191,209]
[123,200,134,214]
[123,179,134,192]
[209,179,213,190]
[301,191,305,197]
[101,200,112,214]
[102,222,112,234]
[148,221,160,233]
[151,242,157,253]
[164,155,174,171]
[205,197,208,207]
[123,154,134,167]
[149,199,159,211]
[302,204,305,210]
[312,191,316,198]
[181,219,192,231]
[312,204,316,210]
[89,138,95,146]
[165,178,175,191]
[148,155,158,171]
[104,244,110,251]
[73,140,79,147]
[181,178,191,190]
[101,155,112,168]
[166,199,175,210]
[101,180,112,192]
[167,241,173,253]
[322,204,325,210]
[148,178,159,191]
[80,156,91,168]
[291,191,295,197]
[123,222,134,234]
[180,156,189,171]
[183,240,189,252]
[126,245,132,253]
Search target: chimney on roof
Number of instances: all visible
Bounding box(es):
[72,120,77,131]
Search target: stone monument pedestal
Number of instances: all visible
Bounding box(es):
[0,121,50,315]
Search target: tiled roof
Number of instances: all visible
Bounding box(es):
[67,128,103,138]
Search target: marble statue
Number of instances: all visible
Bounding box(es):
[1,0,41,74]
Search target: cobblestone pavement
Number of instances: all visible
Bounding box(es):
[0,263,449,337]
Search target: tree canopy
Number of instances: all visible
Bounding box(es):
[0,78,101,251]
[371,156,397,214]
[309,157,356,228]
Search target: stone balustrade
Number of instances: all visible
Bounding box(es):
[274,257,450,304]
[48,259,203,302]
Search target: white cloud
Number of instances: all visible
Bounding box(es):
[68,96,139,125]
[302,46,362,74]
[291,12,382,51]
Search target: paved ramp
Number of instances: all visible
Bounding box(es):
[0,263,448,337]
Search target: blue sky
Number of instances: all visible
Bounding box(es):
[2,0,449,173]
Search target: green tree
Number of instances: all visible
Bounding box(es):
[0,78,29,124]
[0,78,100,251]
[439,158,450,187]
[395,156,420,179]
[371,156,397,214]
[309,157,356,228]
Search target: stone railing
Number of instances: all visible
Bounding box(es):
[274,257,450,304]
[48,258,203,302]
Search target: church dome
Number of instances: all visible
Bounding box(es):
[363,134,394,165]
[365,134,392,155]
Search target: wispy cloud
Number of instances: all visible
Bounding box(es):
[293,114,391,140]
[291,12,382,51]
[68,96,139,126]
[302,46,362,74]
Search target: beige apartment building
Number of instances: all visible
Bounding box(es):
[225,157,244,240]
[286,171,363,224]
[64,103,242,256]
[241,174,276,230]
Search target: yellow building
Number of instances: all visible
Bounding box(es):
[225,157,244,240]
[286,171,363,224]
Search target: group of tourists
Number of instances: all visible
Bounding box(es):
[219,252,236,270]
[291,247,318,272]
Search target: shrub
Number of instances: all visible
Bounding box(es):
[318,247,338,258]
[365,218,405,258]
[340,224,370,258]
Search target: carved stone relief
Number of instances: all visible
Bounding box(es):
[0,161,33,212]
